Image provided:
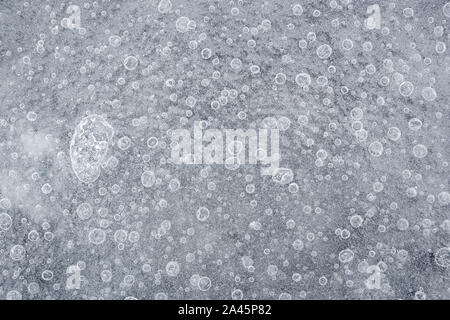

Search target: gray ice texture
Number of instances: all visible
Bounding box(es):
[0,0,449,300]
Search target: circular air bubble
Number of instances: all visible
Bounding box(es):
[421,87,437,101]
[166,261,180,277]
[368,141,383,157]
[0,212,12,231]
[141,170,156,188]
[295,73,311,87]
[123,55,139,71]
[338,249,354,263]
[70,115,114,184]
[399,81,414,97]
[176,16,190,33]
[10,244,26,261]
[316,44,333,59]
[89,228,106,245]
[196,207,210,221]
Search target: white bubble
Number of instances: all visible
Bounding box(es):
[198,276,211,291]
[408,118,422,131]
[147,137,159,148]
[117,136,132,150]
[28,230,39,241]
[27,282,40,295]
[89,228,106,245]
[272,168,294,185]
[225,157,241,170]
[6,290,22,300]
[275,73,287,85]
[249,221,262,231]
[0,198,11,210]
[114,229,128,243]
[405,187,417,198]
[292,239,304,251]
[176,16,190,33]
[123,55,139,71]
[0,212,12,231]
[241,256,254,268]
[76,202,93,220]
[128,231,140,243]
[295,73,311,87]
[201,48,212,59]
[399,81,414,97]
[397,218,409,231]
[72,163,101,184]
[350,107,363,120]
[292,4,303,16]
[387,127,401,141]
[279,292,292,300]
[168,178,180,192]
[267,264,278,276]
[341,39,353,50]
[277,116,291,130]
[368,141,383,157]
[412,144,428,158]
[158,0,172,13]
[288,183,299,193]
[108,35,121,47]
[196,207,210,221]
[250,64,260,74]
[298,39,307,49]
[155,292,168,300]
[231,288,243,300]
[141,170,156,188]
[70,114,114,184]
[435,41,446,54]
[437,191,450,205]
[421,87,437,101]
[316,44,333,59]
[338,249,354,263]
[166,261,180,276]
[350,215,363,228]
[230,58,242,69]
[435,247,450,268]
[10,244,26,261]
[41,183,52,194]
[443,3,450,17]
[316,149,328,160]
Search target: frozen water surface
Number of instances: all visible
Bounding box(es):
[0,0,449,300]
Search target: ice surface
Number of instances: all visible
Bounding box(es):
[0,0,449,300]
